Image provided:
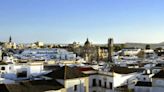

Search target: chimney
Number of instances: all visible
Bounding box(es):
[108,38,113,62]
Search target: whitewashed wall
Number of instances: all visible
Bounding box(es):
[65,77,89,92]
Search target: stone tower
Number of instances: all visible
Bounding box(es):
[83,38,91,62]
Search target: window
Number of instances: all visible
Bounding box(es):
[109,82,113,89]
[92,79,97,86]
[17,71,27,78]
[1,67,5,70]
[99,80,101,87]
[104,82,107,88]
[74,85,77,91]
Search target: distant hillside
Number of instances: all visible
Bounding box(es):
[158,42,164,45]
[125,42,164,49]
[94,42,164,49]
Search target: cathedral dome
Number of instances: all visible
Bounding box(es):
[84,38,91,47]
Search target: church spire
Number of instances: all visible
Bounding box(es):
[9,36,12,43]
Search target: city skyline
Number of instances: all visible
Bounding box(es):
[0,0,164,44]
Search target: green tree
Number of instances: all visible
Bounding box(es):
[145,44,150,49]
[114,45,121,51]
[120,44,125,49]
[0,42,4,46]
